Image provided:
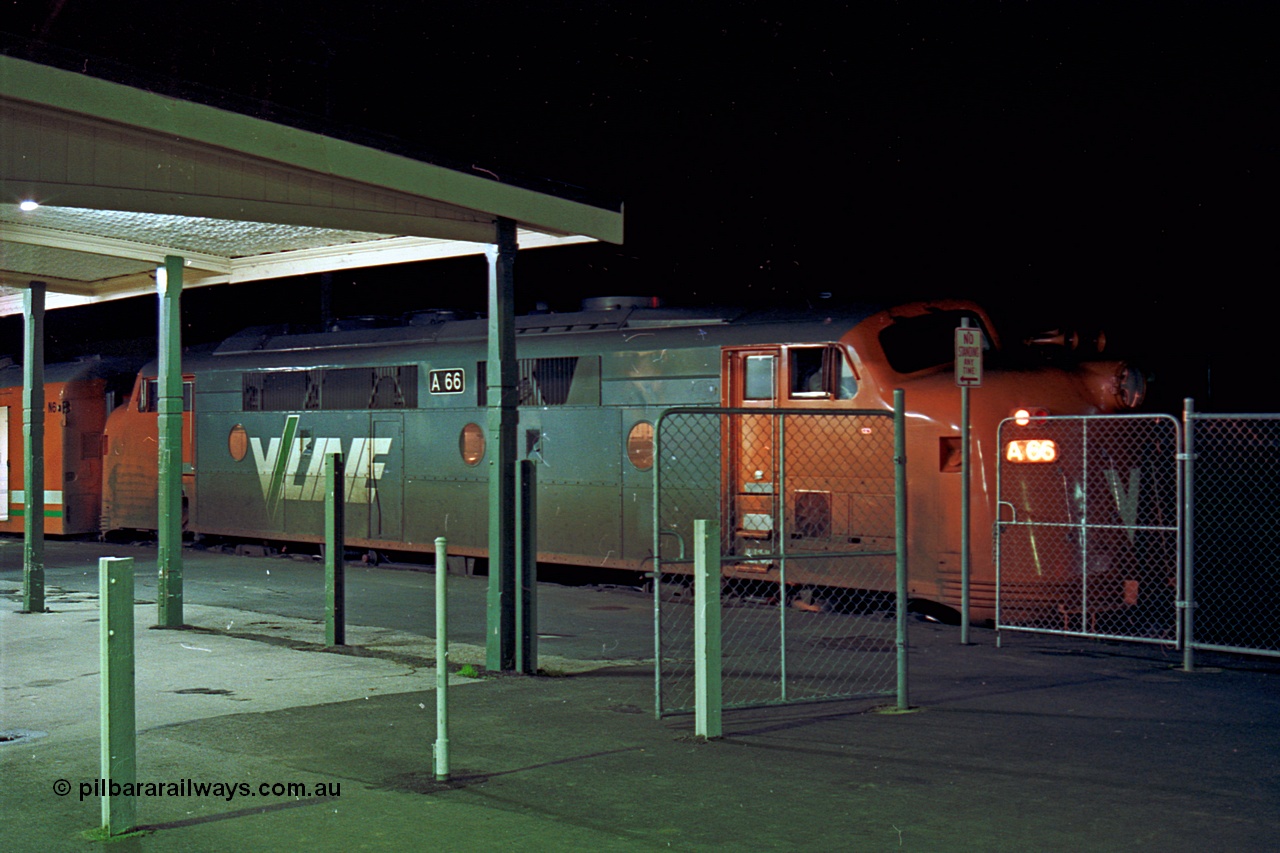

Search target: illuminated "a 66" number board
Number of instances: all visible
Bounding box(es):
[429,368,465,395]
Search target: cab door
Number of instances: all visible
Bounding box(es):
[723,348,780,562]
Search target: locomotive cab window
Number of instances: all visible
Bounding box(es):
[743,355,775,401]
[787,346,857,400]
[879,310,990,375]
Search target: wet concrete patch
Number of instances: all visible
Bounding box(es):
[378,769,485,794]
[0,729,48,746]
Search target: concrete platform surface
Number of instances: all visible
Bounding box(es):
[3,550,1279,852]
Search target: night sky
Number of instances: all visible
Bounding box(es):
[3,2,1277,412]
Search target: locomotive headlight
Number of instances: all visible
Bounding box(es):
[1113,364,1146,410]
[1079,361,1146,412]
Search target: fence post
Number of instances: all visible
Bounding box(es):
[652,414,665,719]
[325,451,345,647]
[1181,398,1196,673]
[694,518,722,738]
[960,331,971,645]
[777,413,787,701]
[434,536,450,781]
[894,390,910,711]
[99,556,137,836]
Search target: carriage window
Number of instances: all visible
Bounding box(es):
[627,421,654,471]
[787,347,857,400]
[460,423,485,465]
[743,355,775,401]
[139,379,193,412]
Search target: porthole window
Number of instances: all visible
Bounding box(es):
[460,423,486,466]
[627,421,654,471]
[228,424,248,462]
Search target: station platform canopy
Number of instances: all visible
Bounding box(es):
[0,54,624,315]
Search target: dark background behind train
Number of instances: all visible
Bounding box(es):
[2,3,1274,413]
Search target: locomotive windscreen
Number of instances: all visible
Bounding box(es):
[878,309,989,375]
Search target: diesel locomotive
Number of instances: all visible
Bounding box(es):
[89,297,1143,617]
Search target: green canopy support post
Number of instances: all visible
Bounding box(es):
[485,218,518,671]
[21,282,45,614]
[99,556,137,836]
[325,451,346,646]
[156,256,184,628]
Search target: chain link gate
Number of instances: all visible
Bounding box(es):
[1185,412,1280,659]
[996,414,1181,643]
[653,407,902,716]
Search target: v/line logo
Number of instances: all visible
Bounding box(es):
[249,415,392,509]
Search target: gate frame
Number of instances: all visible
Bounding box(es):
[652,394,907,718]
[994,412,1183,646]
[1181,401,1280,667]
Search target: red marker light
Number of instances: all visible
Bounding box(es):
[1013,407,1048,426]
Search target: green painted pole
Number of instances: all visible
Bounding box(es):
[434,536,450,781]
[99,556,137,836]
[694,518,722,739]
[894,389,910,711]
[156,256,184,627]
[517,459,538,674]
[22,282,45,614]
[325,452,345,646]
[485,218,518,671]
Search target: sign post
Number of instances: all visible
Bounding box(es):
[955,320,982,644]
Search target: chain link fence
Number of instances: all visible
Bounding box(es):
[653,407,902,716]
[1185,412,1280,657]
[995,415,1181,643]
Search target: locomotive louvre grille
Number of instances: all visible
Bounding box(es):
[477,356,598,407]
[242,365,419,411]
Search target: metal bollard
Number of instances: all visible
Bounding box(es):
[694,519,723,739]
[100,556,137,835]
[325,452,345,646]
[434,536,450,781]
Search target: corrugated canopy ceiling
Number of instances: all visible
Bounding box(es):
[0,55,623,315]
